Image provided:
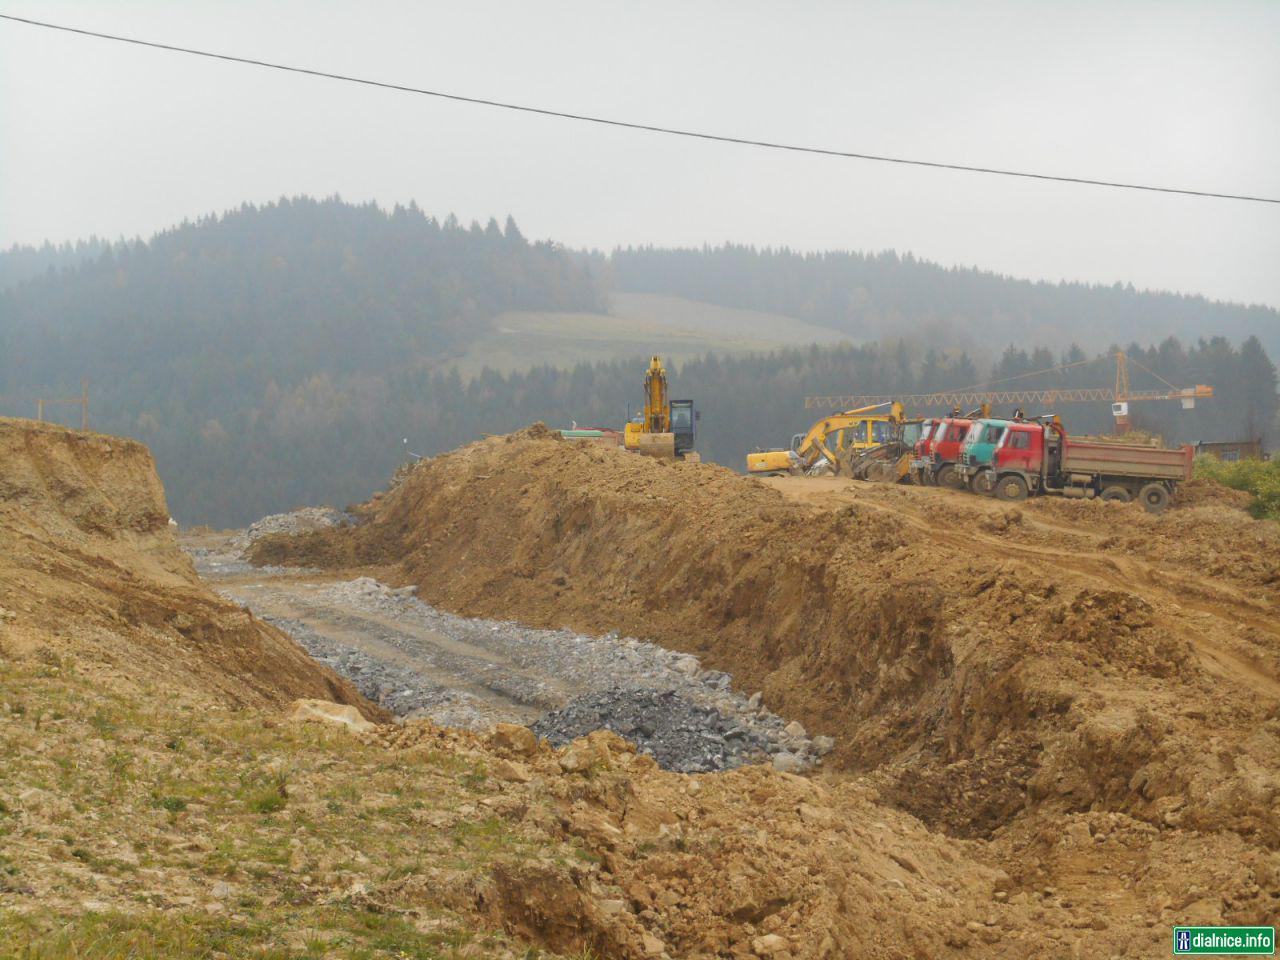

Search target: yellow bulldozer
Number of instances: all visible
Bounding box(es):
[624,357,700,461]
[745,402,904,477]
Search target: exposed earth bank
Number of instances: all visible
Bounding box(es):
[253,425,1280,948]
[0,417,377,716]
[4,418,1278,958]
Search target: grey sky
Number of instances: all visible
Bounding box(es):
[3,0,1278,308]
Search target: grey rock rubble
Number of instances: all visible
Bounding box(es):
[533,685,780,773]
[186,513,833,775]
[230,506,349,553]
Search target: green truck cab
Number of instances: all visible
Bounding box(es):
[956,418,1009,493]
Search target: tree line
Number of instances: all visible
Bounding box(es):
[609,244,1280,361]
[1,197,1275,527]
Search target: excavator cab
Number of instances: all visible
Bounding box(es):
[670,399,697,456]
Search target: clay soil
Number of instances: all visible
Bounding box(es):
[5,417,1278,959]
[254,426,1280,952]
[0,417,380,716]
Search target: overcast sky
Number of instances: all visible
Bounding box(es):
[2,0,1278,307]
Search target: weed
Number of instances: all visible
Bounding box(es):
[248,789,286,815]
[88,710,118,737]
[105,750,133,782]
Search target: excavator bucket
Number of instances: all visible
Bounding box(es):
[637,432,677,460]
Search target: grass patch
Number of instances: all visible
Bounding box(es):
[0,906,501,960]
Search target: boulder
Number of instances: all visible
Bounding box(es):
[286,699,375,734]
[491,758,533,783]
[490,722,539,756]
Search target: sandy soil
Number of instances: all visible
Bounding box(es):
[254,427,1280,950]
[7,418,1280,958]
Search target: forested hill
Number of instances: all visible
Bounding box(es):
[1,197,1276,526]
[0,237,112,291]
[0,197,605,392]
[611,245,1280,360]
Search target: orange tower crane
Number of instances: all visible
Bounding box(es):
[805,352,1212,435]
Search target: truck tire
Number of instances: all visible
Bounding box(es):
[1138,483,1170,514]
[994,473,1029,501]
[969,470,996,496]
[935,464,959,489]
[1100,485,1131,503]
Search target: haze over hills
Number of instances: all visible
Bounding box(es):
[1,195,1275,526]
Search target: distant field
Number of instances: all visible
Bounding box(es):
[451,292,847,376]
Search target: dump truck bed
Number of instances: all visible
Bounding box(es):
[1061,439,1193,480]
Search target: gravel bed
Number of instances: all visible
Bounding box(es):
[188,511,836,774]
[300,578,830,772]
[259,614,509,729]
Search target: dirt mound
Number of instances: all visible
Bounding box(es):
[363,722,1280,958]
[0,418,381,717]
[370,723,1058,958]
[257,431,1280,849]
[1175,476,1256,511]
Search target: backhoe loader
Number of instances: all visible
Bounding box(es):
[745,402,900,477]
[839,404,925,482]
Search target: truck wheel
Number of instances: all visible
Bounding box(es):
[935,465,958,489]
[1100,485,1131,503]
[970,470,996,496]
[994,474,1028,501]
[1137,483,1170,514]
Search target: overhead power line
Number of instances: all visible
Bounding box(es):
[2,12,1277,205]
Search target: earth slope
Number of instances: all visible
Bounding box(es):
[0,416,378,714]
[256,426,1280,945]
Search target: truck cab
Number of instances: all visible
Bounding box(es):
[962,419,1008,483]
[984,422,1048,500]
[917,417,978,487]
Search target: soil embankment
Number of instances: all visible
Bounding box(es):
[0,417,380,717]
[256,428,1280,850]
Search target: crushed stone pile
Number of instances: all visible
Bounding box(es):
[534,685,789,773]
[231,506,349,552]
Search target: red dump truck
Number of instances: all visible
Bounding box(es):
[911,415,981,488]
[976,419,1193,512]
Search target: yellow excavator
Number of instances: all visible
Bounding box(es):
[745,402,903,476]
[624,356,700,461]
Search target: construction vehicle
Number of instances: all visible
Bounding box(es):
[804,351,1212,435]
[745,402,900,476]
[957,417,1192,511]
[623,356,699,461]
[910,405,990,487]
[843,409,926,483]
[955,418,1014,493]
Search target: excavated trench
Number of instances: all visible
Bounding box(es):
[248,428,1280,849]
[187,523,829,774]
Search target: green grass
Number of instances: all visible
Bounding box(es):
[0,659,579,960]
[0,906,509,960]
[1194,454,1280,519]
[452,292,847,377]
